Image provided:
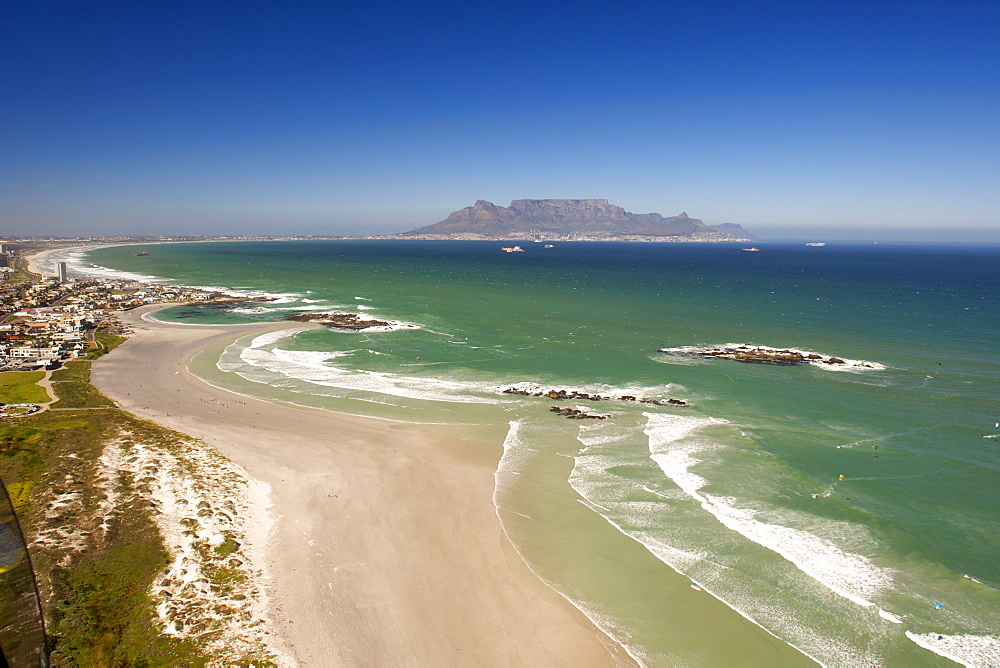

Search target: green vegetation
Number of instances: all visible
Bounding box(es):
[4,269,31,283]
[58,543,203,666]
[0,340,275,663]
[48,382,115,409]
[50,361,115,408]
[84,332,127,360]
[0,371,51,404]
[0,378,207,664]
[50,360,91,383]
[213,535,240,557]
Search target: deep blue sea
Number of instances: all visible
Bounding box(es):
[46,240,1000,666]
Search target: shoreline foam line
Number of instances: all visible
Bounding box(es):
[492,420,645,666]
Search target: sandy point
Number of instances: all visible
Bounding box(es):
[91,305,624,666]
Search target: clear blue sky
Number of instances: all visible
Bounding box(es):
[3,0,998,239]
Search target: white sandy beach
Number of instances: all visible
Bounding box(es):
[24,247,58,276]
[91,305,622,665]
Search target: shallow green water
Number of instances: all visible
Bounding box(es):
[54,240,999,666]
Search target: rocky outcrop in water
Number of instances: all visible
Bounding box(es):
[502,387,688,406]
[664,345,851,366]
[550,406,609,420]
[287,312,392,329]
[405,199,747,240]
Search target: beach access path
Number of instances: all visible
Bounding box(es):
[91,305,621,666]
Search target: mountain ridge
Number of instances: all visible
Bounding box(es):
[403,199,750,240]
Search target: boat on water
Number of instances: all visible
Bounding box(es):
[741,247,760,252]
[502,246,525,253]
[544,244,554,248]
[135,251,150,256]
[805,242,826,247]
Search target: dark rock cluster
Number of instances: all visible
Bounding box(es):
[550,406,609,420]
[502,387,688,407]
[666,345,849,366]
[287,312,392,329]
[504,387,604,401]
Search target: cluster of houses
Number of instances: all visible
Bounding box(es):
[0,310,93,370]
[1,275,238,371]
[0,278,76,319]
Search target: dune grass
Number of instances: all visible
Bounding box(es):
[0,379,205,664]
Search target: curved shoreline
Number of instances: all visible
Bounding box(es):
[91,305,622,665]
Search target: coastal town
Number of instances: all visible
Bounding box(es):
[0,243,292,664]
[0,243,245,375]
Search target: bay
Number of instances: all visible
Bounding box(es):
[55,239,999,666]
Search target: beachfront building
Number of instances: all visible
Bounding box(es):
[57,262,68,283]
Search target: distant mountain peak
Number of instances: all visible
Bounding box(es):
[403,199,748,240]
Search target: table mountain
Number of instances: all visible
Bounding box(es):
[403,199,748,239]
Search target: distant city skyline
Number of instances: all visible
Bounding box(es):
[2,1,998,241]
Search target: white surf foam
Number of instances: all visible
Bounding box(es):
[905,631,1000,667]
[567,418,877,665]
[40,244,179,285]
[878,608,903,623]
[643,413,895,609]
[227,334,505,405]
[497,381,684,404]
[227,304,337,315]
[244,328,310,349]
[45,246,320,307]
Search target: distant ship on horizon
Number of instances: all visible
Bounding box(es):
[805,242,826,247]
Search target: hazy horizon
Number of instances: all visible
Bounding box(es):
[7,224,1000,244]
[2,2,997,239]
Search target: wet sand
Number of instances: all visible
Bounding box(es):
[91,305,622,666]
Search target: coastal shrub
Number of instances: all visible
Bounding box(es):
[0,405,209,664]
[50,360,91,383]
[0,424,49,511]
[56,542,202,667]
[0,371,51,404]
[48,381,115,409]
[213,535,240,557]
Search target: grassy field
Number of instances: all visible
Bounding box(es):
[0,371,51,404]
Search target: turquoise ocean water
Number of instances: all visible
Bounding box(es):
[47,241,999,666]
